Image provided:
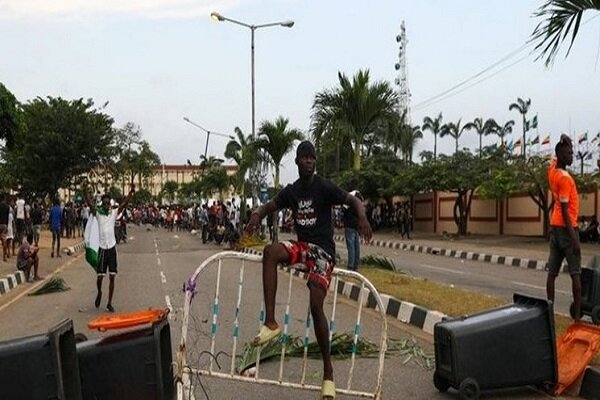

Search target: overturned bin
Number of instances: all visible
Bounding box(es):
[570,255,600,324]
[0,318,82,400]
[433,293,557,400]
[77,317,173,400]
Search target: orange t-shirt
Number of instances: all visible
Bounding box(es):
[548,158,579,227]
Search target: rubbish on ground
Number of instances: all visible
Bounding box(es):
[87,308,169,331]
[28,277,70,296]
[236,332,431,374]
[555,322,600,396]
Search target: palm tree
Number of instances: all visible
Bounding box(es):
[255,116,303,242]
[530,0,600,66]
[464,118,498,157]
[311,69,398,171]
[399,125,423,162]
[199,155,223,171]
[381,110,407,157]
[422,113,443,160]
[225,127,260,204]
[255,116,304,191]
[509,97,531,157]
[440,120,467,154]
[162,180,179,204]
[494,120,515,148]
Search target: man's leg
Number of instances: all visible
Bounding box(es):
[344,228,355,270]
[308,282,334,382]
[353,229,361,270]
[546,272,557,302]
[32,255,40,280]
[1,237,6,262]
[107,275,115,311]
[572,274,582,320]
[51,231,56,257]
[261,243,289,329]
[95,276,103,307]
[56,230,61,257]
[24,262,32,282]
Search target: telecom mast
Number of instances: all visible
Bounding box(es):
[395,21,411,123]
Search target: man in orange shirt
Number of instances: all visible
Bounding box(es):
[547,134,581,320]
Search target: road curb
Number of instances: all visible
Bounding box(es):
[0,240,85,297]
[333,235,553,273]
[0,270,26,295]
[241,247,446,335]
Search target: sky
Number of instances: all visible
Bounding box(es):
[1,0,600,185]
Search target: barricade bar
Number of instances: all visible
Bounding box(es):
[176,251,388,400]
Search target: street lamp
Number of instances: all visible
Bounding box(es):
[183,116,234,163]
[210,12,294,207]
[209,11,294,138]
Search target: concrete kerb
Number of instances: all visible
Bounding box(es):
[333,235,555,273]
[0,240,85,297]
[241,247,446,335]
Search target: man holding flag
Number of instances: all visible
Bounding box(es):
[83,182,135,312]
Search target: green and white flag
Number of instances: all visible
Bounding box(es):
[84,216,99,272]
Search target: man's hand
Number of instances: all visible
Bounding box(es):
[358,215,372,243]
[244,211,261,235]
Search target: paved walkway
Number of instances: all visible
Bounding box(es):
[0,230,84,295]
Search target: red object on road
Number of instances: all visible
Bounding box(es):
[87,308,169,331]
[555,322,600,395]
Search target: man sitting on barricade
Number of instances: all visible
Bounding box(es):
[245,140,372,400]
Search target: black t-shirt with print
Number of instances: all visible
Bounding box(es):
[274,175,347,258]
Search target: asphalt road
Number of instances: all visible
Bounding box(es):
[0,226,558,399]
[330,236,575,316]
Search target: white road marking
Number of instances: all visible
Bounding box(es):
[511,281,569,295]
[160,271,167,284]
[0,255,81,313]
[157,258,161,266]
[419,263,465,275]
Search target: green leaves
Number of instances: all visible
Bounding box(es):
[0,82,21,150]
[311,69,399,171]
[4,96,115,197]
[255,116,303,190]
[530,0,600,66]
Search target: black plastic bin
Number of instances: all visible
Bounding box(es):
[77,318,173,400]
[0,318,82,400]
[433,293,557,400]
[570,255,600,324]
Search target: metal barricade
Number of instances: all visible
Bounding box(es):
[176,251,388,399]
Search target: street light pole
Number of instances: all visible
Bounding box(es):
[251,26,255,138]
[183,116,233,166]
[210,12,294,138]
[210,12,294,206]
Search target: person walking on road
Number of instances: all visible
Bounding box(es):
[31,202,43,247]
[547,134,582,320]
[49,198,63,258]
[84,183,135,312]
[245,140,372,400]
[0,194,9,262]
[343,189,364,271]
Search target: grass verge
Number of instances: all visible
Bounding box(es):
[359,266,576,341]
